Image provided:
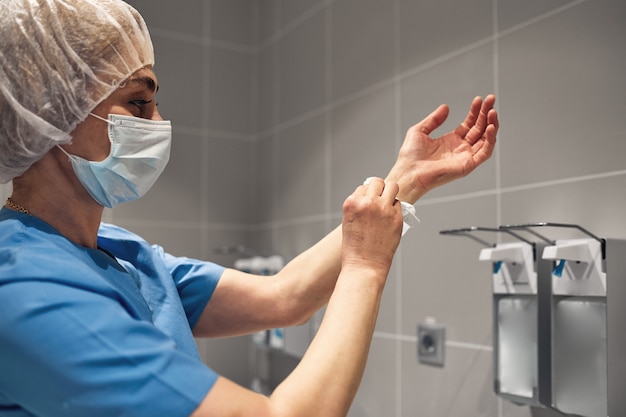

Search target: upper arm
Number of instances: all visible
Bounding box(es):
[156,247,225,329]
[191,267,292,338]
[189,226,344,339]
[0,280,217,417]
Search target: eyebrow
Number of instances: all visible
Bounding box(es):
[126,75,159,93]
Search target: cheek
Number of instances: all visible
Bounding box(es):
[92,132,112,161]
[68,123,112,162]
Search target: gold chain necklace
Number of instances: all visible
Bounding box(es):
[5,197,30,215]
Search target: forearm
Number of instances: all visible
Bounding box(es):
[273,225,342,324]
[191,179,401,417]
[193,225,343,337]
[191,265,388,417]
[270,265,386,416]
[267,180,399,416]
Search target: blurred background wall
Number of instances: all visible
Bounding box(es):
[2,0,624,416]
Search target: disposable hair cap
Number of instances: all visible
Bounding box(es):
[0,0,155,183]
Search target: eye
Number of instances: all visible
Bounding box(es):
[129,99,153,108]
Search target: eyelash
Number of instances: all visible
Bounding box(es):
[130,99,153,108]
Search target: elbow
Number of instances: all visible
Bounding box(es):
[270,272,328,329]
[271,293,317,328]
[274,305,312,328]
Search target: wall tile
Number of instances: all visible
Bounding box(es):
[498,0,577,32]
[498,0,626,187]
[206,137,255,224]
[125,0,203,37]
[277,114,327,220]
[210,0,255,46]
[500,174,626,240]
[401,340,497,416]
[400,196,498,343]
[398,0,492,73]
[205,228,255,267]
[280,0,323,29]
[277,9,326,123]
[259,0,279,44]
[248,225,276,258]
[330,85,397,210]
[330,0,395,101]
[258,42,277,133]
[151,36,204,129]
[208,47,255,135]
[255,135,277,224]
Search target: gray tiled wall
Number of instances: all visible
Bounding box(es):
[2,0,624,416]
[254,1,626,417]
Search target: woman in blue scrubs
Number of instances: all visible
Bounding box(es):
[0,1,498,416]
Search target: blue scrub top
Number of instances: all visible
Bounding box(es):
[0,208,225,417]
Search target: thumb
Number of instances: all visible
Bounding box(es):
[416,104,450,136]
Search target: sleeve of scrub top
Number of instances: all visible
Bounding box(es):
[153,245,225,329]
[0,280,218,417]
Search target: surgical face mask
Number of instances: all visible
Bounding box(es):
[57,113,172,208]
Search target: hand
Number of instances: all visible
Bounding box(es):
[341,178,403,276]
[386,95,499,204]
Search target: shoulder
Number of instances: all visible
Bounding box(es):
[97,222,155,260]
[0,212,128,288]
[98,222,145,242]
[0,209,82,277]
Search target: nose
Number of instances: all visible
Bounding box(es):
[151,105,163,121]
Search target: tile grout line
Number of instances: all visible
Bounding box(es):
[374,331,493,352]
[115,168,626,230]
[393,1,403,415]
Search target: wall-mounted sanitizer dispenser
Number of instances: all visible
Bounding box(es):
[509,223,626,417]
[442,223,626,416]
[440,227,551,408]
[480,241,542,405]
[531,227,626,417]
[543,237,606,417]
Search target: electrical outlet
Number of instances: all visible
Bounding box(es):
[417,319,445,367]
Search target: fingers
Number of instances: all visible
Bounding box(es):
[381,181,400,205]
[471,108,499,163]
[488,105,499,133]
[362,177,399,197]
[454,96,482,138]
[362,177,384,199]
[455,94,497,144]
[476,107,499,149]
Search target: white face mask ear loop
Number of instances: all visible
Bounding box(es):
[56,144,73,159]
[88,112,113,125]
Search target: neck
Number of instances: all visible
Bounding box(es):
[11,149,104,248]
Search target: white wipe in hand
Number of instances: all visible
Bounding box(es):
[363,177,419,236]
[400,202,419,236]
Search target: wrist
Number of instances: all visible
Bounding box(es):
[385,166,428,205]
[340,258,391,286]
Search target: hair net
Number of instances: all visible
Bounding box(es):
[0,0,154,183]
